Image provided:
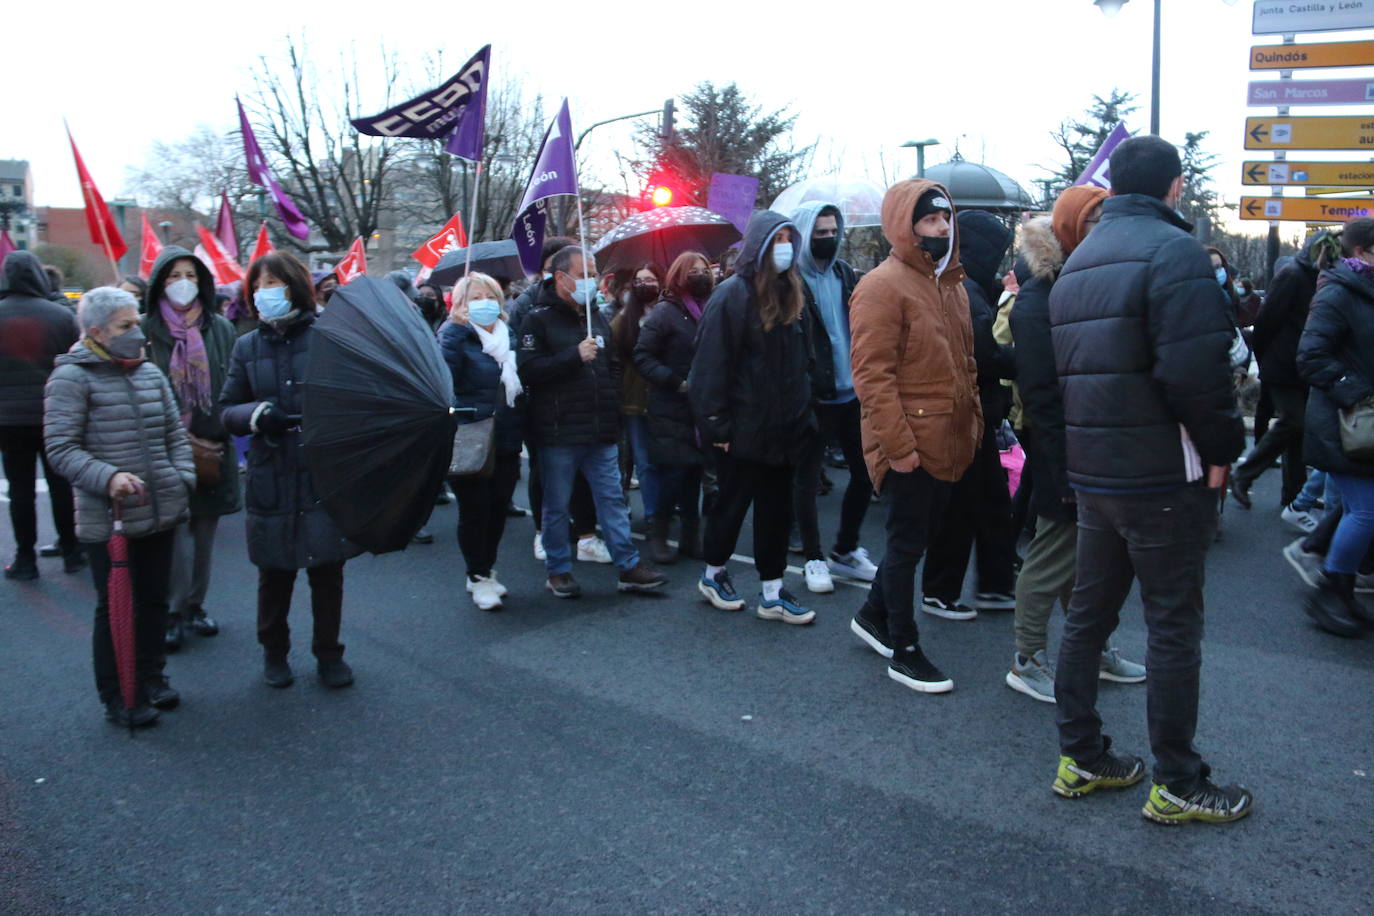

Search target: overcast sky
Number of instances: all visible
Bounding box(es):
[10,0,1374,239]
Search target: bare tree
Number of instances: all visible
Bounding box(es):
[124,125,258,246]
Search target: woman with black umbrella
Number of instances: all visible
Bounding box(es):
[220,253,361,690]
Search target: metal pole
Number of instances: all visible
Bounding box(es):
[917,147,926,178]
[462,162,483,278]
[1151,0,1162,135]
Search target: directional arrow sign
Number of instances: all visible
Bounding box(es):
[1241,161,1374,186]
[1248,79,1374,107]
[1244,116,1374,150]
[1239,196,1374,223]
[1253,0,1374,35]
[1251,40,1374,70]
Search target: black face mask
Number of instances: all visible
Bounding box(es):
[685,275,714,300]
[919,236,950,262]
[810,236,839,262]
[632,284,660,304]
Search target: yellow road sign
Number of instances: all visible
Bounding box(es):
[1241,161,1374,186]
[1240,196,1374,222]
[1305,188,1374,196]
[1245,116,1374,150]
[1251,40,1374,70]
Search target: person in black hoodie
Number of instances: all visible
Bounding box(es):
[1048,136,1250,825]
[0,251,81,578]
[690,210,817,625]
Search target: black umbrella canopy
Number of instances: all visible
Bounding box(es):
[593,206,741,273]
[302,276,455,554]
[430,239,524,286]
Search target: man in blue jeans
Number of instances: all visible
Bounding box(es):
[517,246,664,598]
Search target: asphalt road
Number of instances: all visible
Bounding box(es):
[1,463,1370,914]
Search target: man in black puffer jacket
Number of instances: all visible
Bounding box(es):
[1048,136,1251,825]
[517,245,663,598]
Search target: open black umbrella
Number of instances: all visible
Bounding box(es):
[302,276,455,554]
[430,240,525,286]
[592,206,742,273]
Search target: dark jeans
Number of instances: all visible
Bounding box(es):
[0,424,76,555]
[527,441,597,537]
[1234,384,1306,506]
[1055,486,1218,792]
[794,399,872,560]
[257,563,346,662]
[656,463,702,520]
[452,454,522,578]
[86,528,175,703]
[703,452,794,580]
[862,468,949,648]
[923,427,1017,601]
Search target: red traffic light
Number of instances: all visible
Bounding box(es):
[650,185,674,207]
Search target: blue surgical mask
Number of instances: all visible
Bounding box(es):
[572,277,599,307]
[1214,267,1228,286]
[771,242,794,272]
[255,285,292,319]
[468,298,502,326]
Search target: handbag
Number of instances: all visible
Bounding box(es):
[1339,396,1374,461]
[188,434,225,488]
[448,415,496,479]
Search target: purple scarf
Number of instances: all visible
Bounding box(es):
[158,296,212,427]
[681,296,703,322]
[1343,257,1374,280]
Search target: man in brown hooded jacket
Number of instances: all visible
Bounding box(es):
[847,180,982,693]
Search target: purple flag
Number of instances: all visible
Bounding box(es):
[1073,122,1131,190]
[215,190,238,259]
[351,45,490,162]
[237,98,311,240]
[707,173,759,233]
[511,100,578,275]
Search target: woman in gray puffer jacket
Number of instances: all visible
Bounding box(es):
[45,287,193,728]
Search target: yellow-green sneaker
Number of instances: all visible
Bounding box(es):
[1052,751,1146,798]
[1142,779,1254,825]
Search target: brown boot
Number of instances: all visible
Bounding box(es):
[647,516,677,565]
[618,561,666,592]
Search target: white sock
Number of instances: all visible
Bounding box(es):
[761,579,782,601]
[705,564,726,579]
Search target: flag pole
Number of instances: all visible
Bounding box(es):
[90,191,120,283]
[462,161,482,278]
[571,145,593,339]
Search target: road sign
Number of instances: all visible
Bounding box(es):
[1253,0,1374,36]
[1305,187,1374,196]
[1244,116,1374,149]
[1248,78,1374,107]
[1251,40,1374,70]
[1241,160,1374,186]
[1240,196,1374,222]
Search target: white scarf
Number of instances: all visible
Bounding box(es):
[472,320,522,407]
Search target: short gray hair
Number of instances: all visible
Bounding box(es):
[77,287,140,334]
[549,245,592,277]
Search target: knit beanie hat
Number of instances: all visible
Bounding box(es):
[1051,185,1110,255]
[913,187,953,223]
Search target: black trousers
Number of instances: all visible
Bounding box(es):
[862,468,950,648]
[923,427,1018,601]
[452,454,522,578]
[794,399,872,560]
[1055,487,1217,793]
[86,528,175,703]
[656,463,703,520]
[527,442,597,537]
[1234,384,1306,506]
[257,563,345,662]
[0,424,76,555]
[703,453,794,580]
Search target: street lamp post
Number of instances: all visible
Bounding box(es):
[900,138,940,178]
[157,220,173,244]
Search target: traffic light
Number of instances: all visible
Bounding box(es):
[650,185,674,207]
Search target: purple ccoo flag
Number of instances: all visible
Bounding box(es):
[1073,122,1131,190]
[511,100,579,275]
[351,45,490,161]
[215,190,238,259]
[237,98,311,240]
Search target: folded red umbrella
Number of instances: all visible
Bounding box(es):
[107,501,137,725]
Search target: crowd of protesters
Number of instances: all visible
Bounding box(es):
[12,133,1374,826]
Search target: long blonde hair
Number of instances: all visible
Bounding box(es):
[449,272,505,323]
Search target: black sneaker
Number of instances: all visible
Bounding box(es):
[4,553,38,581]
[164,618,185,652]
[39,542,62,558]
[887,644,953,693]
[546,573,582,599]
[849,608,894,658]
[105,699,159,728]
[62,549,89,575]
[143,676,180,710]
[920,596,977,621]
[185,607,219,637]
[318,658,354,689]
[1143,778,1254,825]
[264,657,294,688]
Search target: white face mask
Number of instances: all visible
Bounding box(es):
[771,242,794,272]
[166,277,198,307]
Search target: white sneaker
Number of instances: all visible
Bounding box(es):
[804,559,834,593]
[577,535,612,564]
[828,547,878,582]
[533,532,546,561]
[470,577,503,611]
[488,573,508,598]
[1281,504,1319,534]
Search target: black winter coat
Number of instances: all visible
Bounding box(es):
[958,211,1017,429]
[0,251,78,428]
[516,279,621,447]
[1298,263,1374,478]
[1049,194,1244,491]
[220,311,362,570]
[1254,254,1318,389]
[689,209,815,467]
[438,320,524,456]
[633,294,703,467]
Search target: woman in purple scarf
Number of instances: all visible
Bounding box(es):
[143,248,242,650]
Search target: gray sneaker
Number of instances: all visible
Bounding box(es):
[1099,646,1146,683]
[1283,537,1323,589]
[1006,650,1056,703]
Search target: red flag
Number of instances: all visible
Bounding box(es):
[250,221,273,263]
[66,126,128,263]
[137,214,163,280]
[335,237,367,284]
[410,212,468,269]
[0,229,15,262]
[195,224,244,285]
[215,191,239,259]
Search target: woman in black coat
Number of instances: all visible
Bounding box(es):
[437,272,525,612]
[1296,217,1374,637]
[634,251,713,562]
[220,253,362,689]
